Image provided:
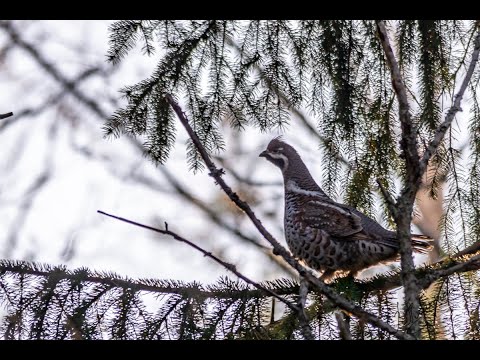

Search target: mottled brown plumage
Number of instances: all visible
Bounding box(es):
[259,137,433,280]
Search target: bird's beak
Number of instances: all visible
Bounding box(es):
[259,150,269,158]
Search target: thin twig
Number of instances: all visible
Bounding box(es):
[335,311,353,340]
[419,31,480,174]
[419,254,480,289]
[0,112,13,119]
[96,210,297,313]
[376,178,397,218]
[451,241,480,259]
[165,94,413,340]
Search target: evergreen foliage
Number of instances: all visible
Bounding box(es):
[1,258,478,339]
[1,20,480,339]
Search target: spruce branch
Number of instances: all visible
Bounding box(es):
[357,246,480,294]
[165,93,414,340]
[225,37,352,169]
[376,19,421,338]
[419,30,480,174]
[376,178,398,218]
[0,259,298,301]
[96,210,297,313]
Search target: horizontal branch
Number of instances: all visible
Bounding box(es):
[0,259,297,300]
[165,94,413,340]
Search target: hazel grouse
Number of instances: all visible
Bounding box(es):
[259,137,433,280]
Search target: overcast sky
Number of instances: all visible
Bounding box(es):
[0,20,474,290]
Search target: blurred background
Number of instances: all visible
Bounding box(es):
[0,20,448,289]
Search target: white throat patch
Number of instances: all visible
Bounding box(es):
[269,153,289,171]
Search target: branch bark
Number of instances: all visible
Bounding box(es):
[376,22,480,337]
[376,20,421,338]
[165,93,414,340]
[97,210,297,312]
[0,112,13,119]
[335,311,353,340]
[296,278,314,340]
[419,30,480,173]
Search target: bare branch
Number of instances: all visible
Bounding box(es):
[335,311,353,340]
[165,94,413,340]
[214,156,283,187]
[96,210,298,313]
[376,19,420,338]
[0,67,108,133]
[452,241,480,259]
[359,245,480,294]
[376,178,397,218]
[419,31,480,173]
[297,278,314,340]
[0,112,13,119]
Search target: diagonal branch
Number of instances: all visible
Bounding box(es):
[97,209,317,340]
[376,19,421,338]
[419,30,480,174]
[376,178,398,218]
[0,112,13,119]
[96,210,297,313]
[165,93,414,340]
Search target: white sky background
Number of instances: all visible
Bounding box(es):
[0,20,476,302]
[0,20,303,285]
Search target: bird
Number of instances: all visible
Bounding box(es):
[259,137,433,280]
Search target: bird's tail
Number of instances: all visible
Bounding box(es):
[411,234,434,254]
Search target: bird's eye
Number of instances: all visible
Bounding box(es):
[274,147,283,153]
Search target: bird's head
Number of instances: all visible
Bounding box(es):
[259,137,299,172]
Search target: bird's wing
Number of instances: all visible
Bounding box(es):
[299,199,363,237]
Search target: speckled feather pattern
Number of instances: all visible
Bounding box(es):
[284,187,399,274]
[260,138,433,278]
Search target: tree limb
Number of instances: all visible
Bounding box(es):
[376,178,398,218]
[376,19,421,338]
[0,112,13,119]
[419,30,480,174]
[96,210,297,313]
[296,278,314,340]
[0,21,109,120]
[335,311,353,340]
[0,259,298,300]
[165,93,414,340]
